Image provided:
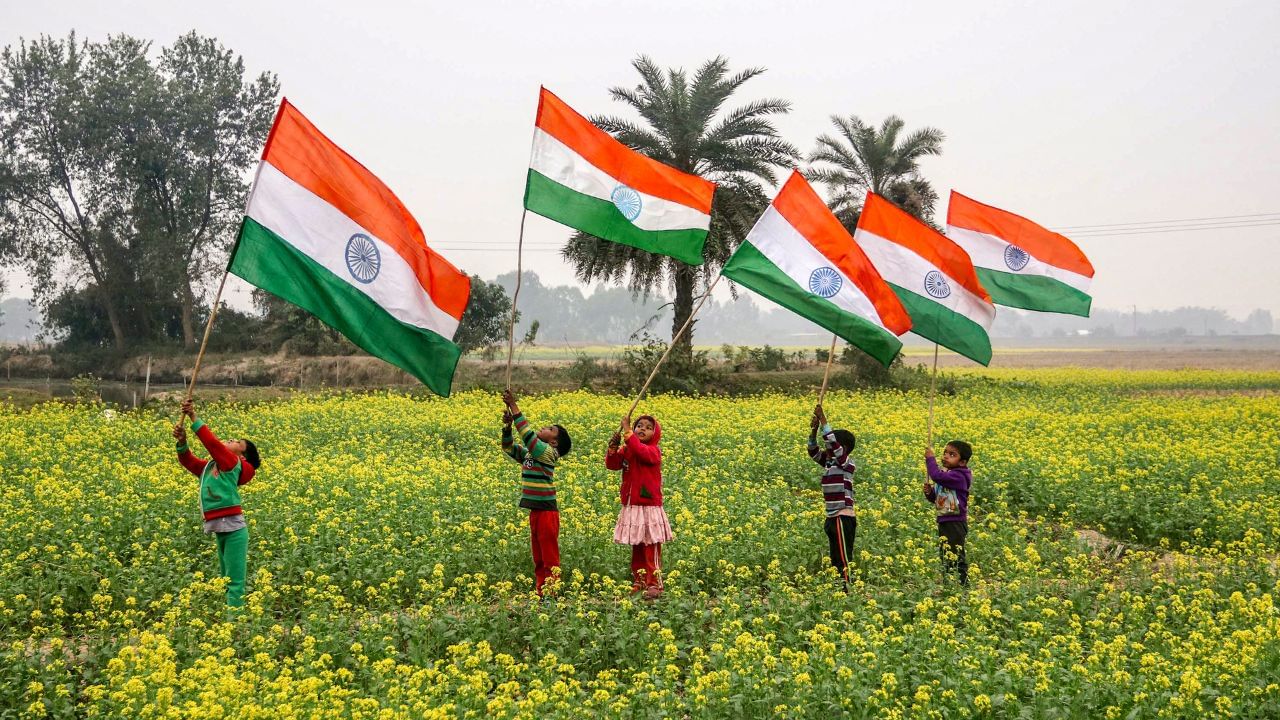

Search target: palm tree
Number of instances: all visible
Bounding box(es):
[561,55,799,359]
[806,115,944,227]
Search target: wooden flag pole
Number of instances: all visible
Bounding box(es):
[816,333,839,407]
[625,272,722,419]
[179,164,265,420]
[504,209,529,390]
[926,342,940,446]
[180,267,233,409]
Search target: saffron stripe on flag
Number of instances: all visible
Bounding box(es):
[947,191,1094,277]
[534,87,714,213]
[260,100,469,320]
[769,176,912,334]
[246,163,461,339]
[859,194,991,302]
[529,129,711,232]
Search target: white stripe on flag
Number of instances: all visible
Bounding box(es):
[747,207,889,330]
[529,129,711,232]
[247,163,460,339]
[855,229,994,330]
[946,225,1092,293]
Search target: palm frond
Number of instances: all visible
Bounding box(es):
[590,115,670,159]
[703,98,792,144]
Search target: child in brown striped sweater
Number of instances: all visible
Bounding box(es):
[808,404,857,590]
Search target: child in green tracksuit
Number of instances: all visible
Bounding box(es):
[172,399,261,607]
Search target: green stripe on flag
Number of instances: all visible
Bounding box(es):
[523,170,707,266]
[229,217,461,397]
[722,242,903,367]
[976,267,1092,317]
[888,284,993,366]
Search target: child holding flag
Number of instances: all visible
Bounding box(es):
[172,399,261,607]
[808,405,858,590]
[923,441,974,587]
[607,414,672,599]
[501,389,572,597]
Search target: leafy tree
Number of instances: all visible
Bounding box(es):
[127,32,278,349]
[455,274,516,355]
[0,33,137,348]
[0,32,277,351]
[806,114,944,226]
[561,55,798,360]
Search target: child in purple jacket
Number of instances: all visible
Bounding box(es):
[923,440,973,586]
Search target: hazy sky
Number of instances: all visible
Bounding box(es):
[5,0,1279,317]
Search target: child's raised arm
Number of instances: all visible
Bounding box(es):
[182,401,239,472]
[173,423,208,477]
[514,413,553,459]
[605,431,624,470]
[925,451,968,489]
[190,418,240,472]
[501,411,527,463]
[807,406,832,466]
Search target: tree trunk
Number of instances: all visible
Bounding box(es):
[102,292,128,351]
[670,264,697,362]
[180,277,197,351]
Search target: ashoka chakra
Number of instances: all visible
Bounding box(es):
[924,270,952,299]
[345,233,381,284]
[611,185,643,221]
[808,267,843,298]
[1004,244,1030,271]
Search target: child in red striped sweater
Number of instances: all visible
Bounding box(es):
[501,389,572,597]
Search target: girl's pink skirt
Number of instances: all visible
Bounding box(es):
[613,505,674,546]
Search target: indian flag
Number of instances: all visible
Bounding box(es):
[946,191,1094,317]
[229,99,470,397]
[524,87,715,266]
[722,172,911,367]
[855,193,995,365]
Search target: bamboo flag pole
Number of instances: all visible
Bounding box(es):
[624,272,723,420]
[504,209,529,389]
[926,342,940,446]
[505,95,544,392]
[179,162,265,419]
[180,267,234,410]
[816,333,839,408]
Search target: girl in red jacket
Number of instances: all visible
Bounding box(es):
[607,414,672,599]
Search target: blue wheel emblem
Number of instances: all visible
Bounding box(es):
[924,270,952,299]
[1004,244,1030,271]
[808,267,843,298]
[611,185,643,221]
[345,233,381,284]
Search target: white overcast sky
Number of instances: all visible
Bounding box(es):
[5,0,1279,316]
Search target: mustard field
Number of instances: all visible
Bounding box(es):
[1,369,1278,718]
